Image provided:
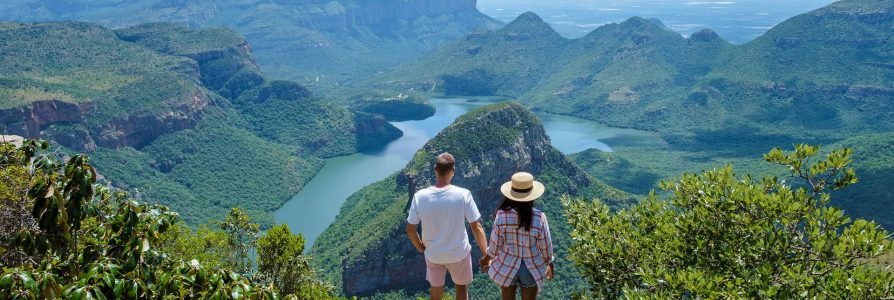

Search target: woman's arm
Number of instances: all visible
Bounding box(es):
[481,214,501,272]
[486,213,502,258]
[538,212,555,280]
[537,212,554,264]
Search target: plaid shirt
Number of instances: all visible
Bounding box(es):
[486,208,554,289]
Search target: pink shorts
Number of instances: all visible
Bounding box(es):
[425,253,473,287]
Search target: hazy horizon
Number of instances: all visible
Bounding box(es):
[477,0,836,43]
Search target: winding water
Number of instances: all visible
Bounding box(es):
[274,97,664,246]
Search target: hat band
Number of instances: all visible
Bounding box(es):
[512,186,533,193]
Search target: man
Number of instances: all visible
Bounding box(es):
[407,152,488,300]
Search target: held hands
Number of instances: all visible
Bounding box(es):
[546,263,554,280]
[479,255,492,273]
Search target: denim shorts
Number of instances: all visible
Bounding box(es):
[511,260,536,288]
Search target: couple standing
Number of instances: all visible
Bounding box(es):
[406,153,555,300]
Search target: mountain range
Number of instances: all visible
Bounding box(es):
[0,0,501,90]
[371,0,894,141]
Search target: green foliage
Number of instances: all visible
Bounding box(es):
[351,92,436,122]
[0,140,282,298]
[571,132,894,231]
[231,81,398,157]
[257,224,336,299]
[158,222,234,271]
[565,145,894,298]
[0,140,342,298]
[115,23,246,56]
[219,207,260,276]
[0,22,204,127]
[89,108,325,226]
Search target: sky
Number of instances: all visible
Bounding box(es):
[476,0,837,43]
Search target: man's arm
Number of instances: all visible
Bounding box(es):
[406,223,425,253]
[470,221,488,255]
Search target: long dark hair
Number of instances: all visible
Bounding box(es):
[498,196,534,231]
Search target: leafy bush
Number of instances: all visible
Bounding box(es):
[0,140,338,298]
[565,144,894,298]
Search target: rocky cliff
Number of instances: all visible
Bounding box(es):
[311,102,633,297]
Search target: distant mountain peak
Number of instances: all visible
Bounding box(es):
[689,28,723,42]
[618,16,671,31]
[501,11,559,35]
[580,15,679,43]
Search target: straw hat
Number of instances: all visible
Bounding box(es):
[500,172,545,202]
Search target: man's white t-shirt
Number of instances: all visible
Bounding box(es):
[407,185,481,264]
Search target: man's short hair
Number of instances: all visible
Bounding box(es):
[435,152,455,177]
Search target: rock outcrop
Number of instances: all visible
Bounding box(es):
[313,102,632,297]
[0,91,212,151]
[0,100,84,138]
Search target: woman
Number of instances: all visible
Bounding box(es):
[481,172,555,300]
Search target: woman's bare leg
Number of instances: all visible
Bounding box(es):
[521,286,538,300]
[500,286,517,300]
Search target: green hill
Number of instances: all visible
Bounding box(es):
[311,102,634,298]
[367,12,569,97]
[0,22,400,225]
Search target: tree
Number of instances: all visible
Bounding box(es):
[565,144,894,298]
[159,222,234,270]
[219,207,260,275]
[0,140,285,298]
[0,142,40,267]
[256,224,335,299]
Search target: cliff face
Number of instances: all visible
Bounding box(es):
[0,90,211,151]
[91,90,212,149]
[313,102,632,297]
[0,100,84,138]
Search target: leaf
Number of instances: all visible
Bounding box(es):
[18,273,36,289]
[231,286,244,299]
[113,280,125,298]
[0,274,12,288]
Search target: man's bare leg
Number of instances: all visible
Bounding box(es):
[455,284,469,300]
[431,286,445,300]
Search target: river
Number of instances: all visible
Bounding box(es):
[274,97,664,246]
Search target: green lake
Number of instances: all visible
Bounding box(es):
[274,97,665,246]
